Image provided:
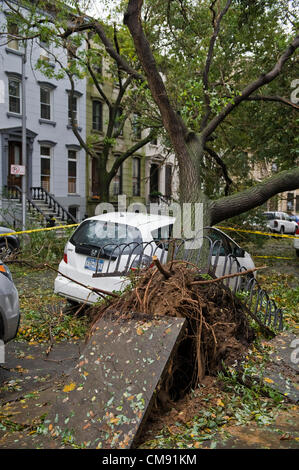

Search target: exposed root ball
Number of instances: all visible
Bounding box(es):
[89,261,255,396]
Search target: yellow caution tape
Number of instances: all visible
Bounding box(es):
[0,222,298,241]
[216,225,298,240]
[0,223,79,237]
[253,255,295,260]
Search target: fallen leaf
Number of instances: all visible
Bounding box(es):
[63,382,76,393]
[264,377,274,384]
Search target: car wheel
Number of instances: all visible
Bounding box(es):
[280,226,284,234]
[0,241,15,259]
[296,249,299,258]
[64,300,81,315]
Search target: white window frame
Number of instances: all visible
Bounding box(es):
[40,145,52,193]
[8,78,21,114]
[40,86,52,120]
[68,149,77,194]
[68,94,78,126]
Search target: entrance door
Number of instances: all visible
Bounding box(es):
[150,164,159,194]
[8,141,22,188]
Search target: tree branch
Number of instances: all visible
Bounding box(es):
[201,34,299,144]
[246,95,299,110]
[210,167,299,225]
[201,0,232,130]
[204,145,233,195]
[108,130,155,182]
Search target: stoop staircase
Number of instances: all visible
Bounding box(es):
[2,186,77,233]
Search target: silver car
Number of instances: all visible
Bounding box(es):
[0,261,20,343]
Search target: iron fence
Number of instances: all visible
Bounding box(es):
[85,234,283,332]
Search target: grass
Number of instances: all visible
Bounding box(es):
[9,264,91,344]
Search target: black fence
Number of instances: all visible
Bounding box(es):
[85,235,283,332]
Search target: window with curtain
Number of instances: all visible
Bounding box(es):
[68,150,77,194]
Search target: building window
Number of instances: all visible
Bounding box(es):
[67,42,78,67]
[68,94,78,126]
[287,193,294,211]
[132,113,141,139]
[165,164,172,198]
[40,146,51,192]
[39,40,51,62]
[113,107,123,136]
[7,22,19,50]
[93,55,102,76]
[8,79,21,114]
[40,86,51,120]
[92,100,103,131]
[68,150,77,194]
[112,156,122,196]
[132,157,141,196]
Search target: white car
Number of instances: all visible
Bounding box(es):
[54,212,255,304]
[264,211,298,234]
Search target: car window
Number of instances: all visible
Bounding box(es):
[205,229,231,256]
[151,224,173,249]
[70,220,143,253]
[206,229,244,257]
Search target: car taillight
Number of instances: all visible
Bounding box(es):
[296,226,299,235]
[63,251,68,263]
[0,263,13,281]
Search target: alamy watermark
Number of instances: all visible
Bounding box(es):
[94,195,204,249]
[290,79,299,104]
[0,340,5,363]
[290,338,299,365]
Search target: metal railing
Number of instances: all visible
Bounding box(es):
[80,234,283,332]
[3,185,49,223]
[30,187,77,223]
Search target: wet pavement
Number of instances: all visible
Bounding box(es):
[0,327,298,449]
[0,340,84,405]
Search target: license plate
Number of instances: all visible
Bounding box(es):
[85,257,104,272]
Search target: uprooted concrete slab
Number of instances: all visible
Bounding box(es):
[0,313,187,449]
[44,313,187,448]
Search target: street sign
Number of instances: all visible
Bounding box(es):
[11,165,25,175]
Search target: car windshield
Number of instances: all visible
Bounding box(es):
[70,220,143,254]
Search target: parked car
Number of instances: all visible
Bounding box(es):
[263,212,298,234]
[294,225,299,257]
[0,261,20,343]
[289,214,299,226]
[54,212,255,304]
[0,226,20,258]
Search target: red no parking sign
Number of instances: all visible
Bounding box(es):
[10,164,26,175]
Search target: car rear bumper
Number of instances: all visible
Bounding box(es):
[0,287,20,343]
[54,274,129,304]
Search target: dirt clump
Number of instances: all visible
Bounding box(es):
[89,260,255,397]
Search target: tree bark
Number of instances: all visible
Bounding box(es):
[210,167,299,225]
